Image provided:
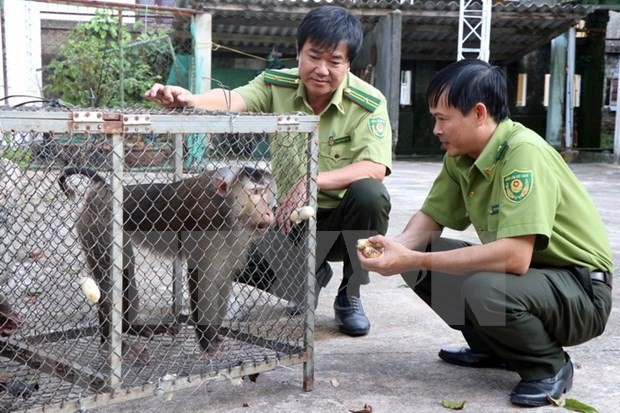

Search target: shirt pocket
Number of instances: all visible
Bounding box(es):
[320,138,352,168]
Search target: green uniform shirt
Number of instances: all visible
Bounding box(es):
[235,68,392,208]
[421,119,613,273]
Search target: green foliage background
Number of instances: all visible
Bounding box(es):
[45,11,173,108]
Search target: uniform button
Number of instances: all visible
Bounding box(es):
[476,226,484,232]
[334,154,340,159]
[468,191,475,197]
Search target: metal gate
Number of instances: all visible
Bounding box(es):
[0,107,319,412]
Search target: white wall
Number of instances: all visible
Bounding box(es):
[2,0,42,106]
[0,0,137,107]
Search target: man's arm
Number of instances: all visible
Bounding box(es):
[317,160,386,191]
[359,211,536,277]
[144,84,248,112]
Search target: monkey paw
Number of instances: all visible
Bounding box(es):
[0,302,21,337]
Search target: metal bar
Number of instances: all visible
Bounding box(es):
[23,354,307,413]
[107,132,124,391]
[0,110,320,134]
[0,337,108,391]
[31,0,198,15]
[302,123,319,392]
[565,26,576,149]
[172,133,184,316]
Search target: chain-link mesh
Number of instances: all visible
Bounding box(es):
[0,106,319,412]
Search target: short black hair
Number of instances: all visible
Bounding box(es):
[427,59,510,123]
[296,6,363,63]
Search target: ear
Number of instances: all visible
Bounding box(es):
[473,102,488,126]
[214,177,229,197]
[213,167,237,197]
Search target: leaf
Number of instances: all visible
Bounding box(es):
[441,400,466,410]
[349,404,372,413]
[330,377,340,388]
[548,396,598,412]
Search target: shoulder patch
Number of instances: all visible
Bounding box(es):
[344,86,381,112]
[368,116,387,139]
[264,69,300,88]
[503,170,533,203]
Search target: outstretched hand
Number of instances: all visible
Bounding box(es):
[357,235,419,276]
[276,178,308,234]
[144,83,194,108]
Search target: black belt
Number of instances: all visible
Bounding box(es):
[591,271,613,289]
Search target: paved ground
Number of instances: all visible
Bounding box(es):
[94,159,620,413]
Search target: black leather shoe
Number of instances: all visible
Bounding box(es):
[510,355,573,407]
[438,346,514,370]
[286,262,333,315]
[333,293,370,336]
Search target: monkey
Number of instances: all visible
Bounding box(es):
[58,165,276,354]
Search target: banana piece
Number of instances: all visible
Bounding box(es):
[355,238,382,251]
[362,246,382,259]
[289,206,316,224]
[79,277,101,303]
[356,238,383,258]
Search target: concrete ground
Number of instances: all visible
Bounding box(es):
[94,160,620,413]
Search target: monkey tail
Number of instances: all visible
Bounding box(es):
[58,166,108,200]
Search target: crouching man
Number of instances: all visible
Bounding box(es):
[358,59,613,407]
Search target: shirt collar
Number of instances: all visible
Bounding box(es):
[294,73,348,115]
[454,119,514,180]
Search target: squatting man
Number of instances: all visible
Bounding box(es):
[358,59,613,407]
[145,6,392,337]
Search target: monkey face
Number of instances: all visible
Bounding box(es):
[238,180,276,234]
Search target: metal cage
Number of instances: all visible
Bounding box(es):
[0,107,319,412]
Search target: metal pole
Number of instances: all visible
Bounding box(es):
[107,132,124,390]
[613,58,620,164]
[564,26,576,149]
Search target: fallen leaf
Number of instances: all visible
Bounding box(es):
[28,251,43,260]
[330,377,340,388]
[547,396,598,413]
[349,404,372,413]
[25,296,37,305]
[26,291,41,297]
[441,400,466,410]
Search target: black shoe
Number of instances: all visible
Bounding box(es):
[438,346,514,370]
[333,293,370,336]
[285,262,333,315]
[510,355,574,407]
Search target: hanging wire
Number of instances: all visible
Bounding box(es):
[201,77,233,112]
[0,95,74,109]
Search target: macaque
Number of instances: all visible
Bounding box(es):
[59,165,276,354]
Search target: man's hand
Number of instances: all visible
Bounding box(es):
[276,178,308,234]
[357,235,420,276]
[144,83,194,108]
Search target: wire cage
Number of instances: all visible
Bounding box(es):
[0,106,319,412]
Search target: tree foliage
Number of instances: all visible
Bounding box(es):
[45,11,172,107]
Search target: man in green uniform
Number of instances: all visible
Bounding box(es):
[358,59,613,406]
[145,6,392,337]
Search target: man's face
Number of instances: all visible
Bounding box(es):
[430,94,484,159]
[297,40,350,104]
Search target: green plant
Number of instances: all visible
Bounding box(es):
[0,133,32,168]
[44,11,172,108]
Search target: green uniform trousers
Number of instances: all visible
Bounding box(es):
[316,178,391,294]
[402,238,612,380]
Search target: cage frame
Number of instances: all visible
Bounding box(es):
[0,107,320,412]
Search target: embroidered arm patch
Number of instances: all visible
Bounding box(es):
[503,170,533,203]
